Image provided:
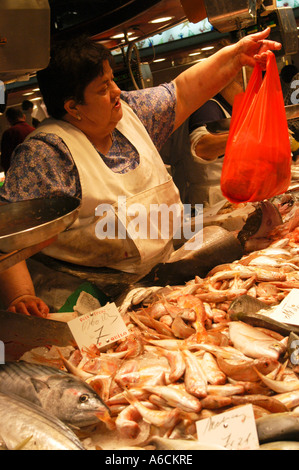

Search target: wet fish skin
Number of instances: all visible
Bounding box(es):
[256,412,299,444]
[0,361,110,428]
[228,295,299,336]
[254,367,299,394]
[149,436,226,450]
[143,385,202,413]
[228,321,286,360]
[260,441,299,450]
[0,392,85,450]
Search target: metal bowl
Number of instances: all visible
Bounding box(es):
[0,196,81,253]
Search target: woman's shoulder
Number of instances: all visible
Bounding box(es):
[20,131,75,165]
[0,132,80,202]
[120,82,176,149]
[121,82,176,112]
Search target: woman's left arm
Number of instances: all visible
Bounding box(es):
[173,27,281,130]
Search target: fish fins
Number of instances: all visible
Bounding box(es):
[30,377,50,394]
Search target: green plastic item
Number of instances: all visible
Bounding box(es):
[58,281,110,313]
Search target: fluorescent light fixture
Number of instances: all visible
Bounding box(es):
[153,58,166,62]
[189,51,202,56]
[23,92,34,96]
[111,32,134,39]
[201,46,214,51]
[150,16,174,23]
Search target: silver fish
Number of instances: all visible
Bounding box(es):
[149,436,226,450]
[260,441,299,450]
[0,361,110,428]
[254,368,299,394]
[0,392,85,450]
[256,412,299,444]
[228,321,287,360]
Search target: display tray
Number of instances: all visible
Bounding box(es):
[0,196,81,253]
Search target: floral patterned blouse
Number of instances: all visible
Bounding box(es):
[0,82,176,202]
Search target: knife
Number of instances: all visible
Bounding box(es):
[0,310,75,361]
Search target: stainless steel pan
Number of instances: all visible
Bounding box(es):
[0,196,81,272]
[0,196,81,252]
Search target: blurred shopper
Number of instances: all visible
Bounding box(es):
[161,71,244,208]
[22,100,40,128]
[0,107,34,174]
[280,64,299,159]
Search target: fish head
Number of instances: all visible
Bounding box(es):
[41,375,111,428]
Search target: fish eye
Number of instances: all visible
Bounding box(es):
[79,394,89,403]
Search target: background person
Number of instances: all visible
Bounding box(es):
[22,100,40,128]
[0,107,35,174]
[280,64,299,159]
[187,74,244,208]
[161,74,244,208]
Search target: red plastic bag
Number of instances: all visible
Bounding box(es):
[220,51,291,203]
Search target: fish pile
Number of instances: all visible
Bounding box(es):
[3,197,299,450]
[0,361,111,450]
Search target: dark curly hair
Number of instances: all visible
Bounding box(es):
[36,36,112,119]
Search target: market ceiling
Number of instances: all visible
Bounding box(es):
[5,0,198,107]
[49,0,188,49]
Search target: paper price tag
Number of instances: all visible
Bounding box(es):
[195,404,259,450]
[267,289,299,326]
[68,302,129,351]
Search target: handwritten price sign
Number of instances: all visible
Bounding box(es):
[68,302,129,351]
[195,404,259,450]
[267,289,299,326]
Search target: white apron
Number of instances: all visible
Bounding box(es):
[28,101,182,275]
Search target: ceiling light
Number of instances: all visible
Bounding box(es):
[201,46,215,51]
[189,52,202,56]
[111,32,133,39]
[150,16,174,23]
[23,92,34,96]
[153,58,166,63]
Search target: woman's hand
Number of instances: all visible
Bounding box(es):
[0,261,49,318]
[173,27,282,130]
[236,27,282,69]
[8,294,49,318]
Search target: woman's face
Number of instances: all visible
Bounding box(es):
[74,60,122,136]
